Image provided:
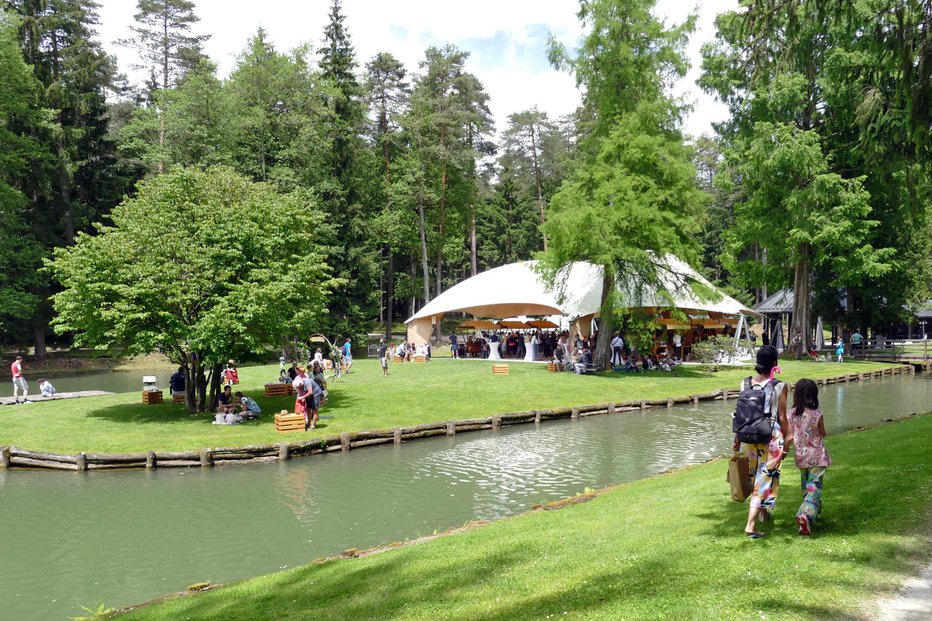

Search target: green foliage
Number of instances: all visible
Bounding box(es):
[701,0,930,332]
[548,0,695,144]
[542,101,708,305]
[0,11,46,336]
[721,122,893,290]
[47,167,337,367]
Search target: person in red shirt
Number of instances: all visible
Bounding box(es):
[11,355,30,404]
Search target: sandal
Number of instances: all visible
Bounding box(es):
[745,531,766,539]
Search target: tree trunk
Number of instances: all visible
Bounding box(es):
[206,363,223,411]
[385,245,394,339]
[595,267,614,370]
[530,121,546,251]
[417,202,430,303]
[33,328,47,361]
[158,11,169,175]
[470,211,477,276]
[790,243,811,350]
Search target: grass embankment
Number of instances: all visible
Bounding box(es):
[114,414,932,620]
[1,358,902,454]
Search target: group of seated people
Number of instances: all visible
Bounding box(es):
[215,385,262,424]
[394,341,430,361]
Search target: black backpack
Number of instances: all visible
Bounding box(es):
[732,377,779,444]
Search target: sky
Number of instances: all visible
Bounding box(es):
[94,0,739,140]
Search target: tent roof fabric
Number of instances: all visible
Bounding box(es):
[457,320,499,330]
[753,288,794,315]
[404,259,757,326]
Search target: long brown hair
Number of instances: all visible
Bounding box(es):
[792,378,819,417]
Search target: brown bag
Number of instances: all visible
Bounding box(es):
[726,452,753,502]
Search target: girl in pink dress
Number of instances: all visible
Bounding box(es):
[789,379,832,535]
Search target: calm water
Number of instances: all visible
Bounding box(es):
[0,369,172,398]
[0,374,929,620]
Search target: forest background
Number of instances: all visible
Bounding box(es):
[0,0,929,364]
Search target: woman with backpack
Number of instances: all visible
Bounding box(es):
[734,345,793,538]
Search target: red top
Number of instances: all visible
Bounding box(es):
[11,361,22,378]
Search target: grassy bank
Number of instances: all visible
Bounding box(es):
[1,358,904,454]
[113,414,932,620]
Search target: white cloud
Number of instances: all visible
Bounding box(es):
[95,0,737,140]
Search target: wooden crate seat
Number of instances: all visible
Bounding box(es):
[492,364,510,375]
[264,383,295,397]
[274,410,305,433]
[142,390,163,404]
[171,392,186,404]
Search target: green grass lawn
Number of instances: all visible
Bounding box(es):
[0,357,903,454]
[112,414,932,620]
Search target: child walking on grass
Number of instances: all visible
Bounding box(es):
[789,379,832,535]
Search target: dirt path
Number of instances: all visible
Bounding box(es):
[877,562,932,620]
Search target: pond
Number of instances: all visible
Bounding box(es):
[0,374,928,620]
[0,369,173,399]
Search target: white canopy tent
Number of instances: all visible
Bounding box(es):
[404,258,759,345]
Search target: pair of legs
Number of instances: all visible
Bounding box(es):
[381,359,388,376]
[796,467,826,534]
[13,377,29,403]
[744,441,783,537]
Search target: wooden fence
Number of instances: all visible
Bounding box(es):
[0,365,914,472]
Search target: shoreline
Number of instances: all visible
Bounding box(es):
[0,364,915,473]
[107,411,931,619]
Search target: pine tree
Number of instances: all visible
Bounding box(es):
[120,0,209,173]
[5,0,128,356]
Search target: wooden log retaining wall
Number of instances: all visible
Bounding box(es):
[0,365,913,473]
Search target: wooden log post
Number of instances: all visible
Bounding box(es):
[571,407,579,420]
[693,394,699,405]
[146,451,156,470]
[278,443,289,461]
[393,428,402,445]
[75,453,87,472]
[446,421,455,436]
[340,432,351,452]
[492,415,501,430]
[666,398,674,408]
[534,410,542,424]
[0,446,10,469]
[199,448,214,468]
[606,404,615,415]
[722,389,730,400]
[640,401,646,410]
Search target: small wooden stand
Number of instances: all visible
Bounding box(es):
[492,364,510,375]
[274,411,305,433]
[142,390,163,405]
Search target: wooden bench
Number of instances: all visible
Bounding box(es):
[274,411,305,433]
[264,383,295,397]
[392,355,404,363]
[492,364,510,375]
[171,392,186,404]
[413,355,427,363]
[142,390,163,405]
[547,362,558,372]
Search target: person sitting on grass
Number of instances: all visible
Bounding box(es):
[574,347,592,374]
[235,391,262,420]
[38,378,57,398]
[217,385,238,414]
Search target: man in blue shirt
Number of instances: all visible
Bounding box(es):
[342,338,353,373]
